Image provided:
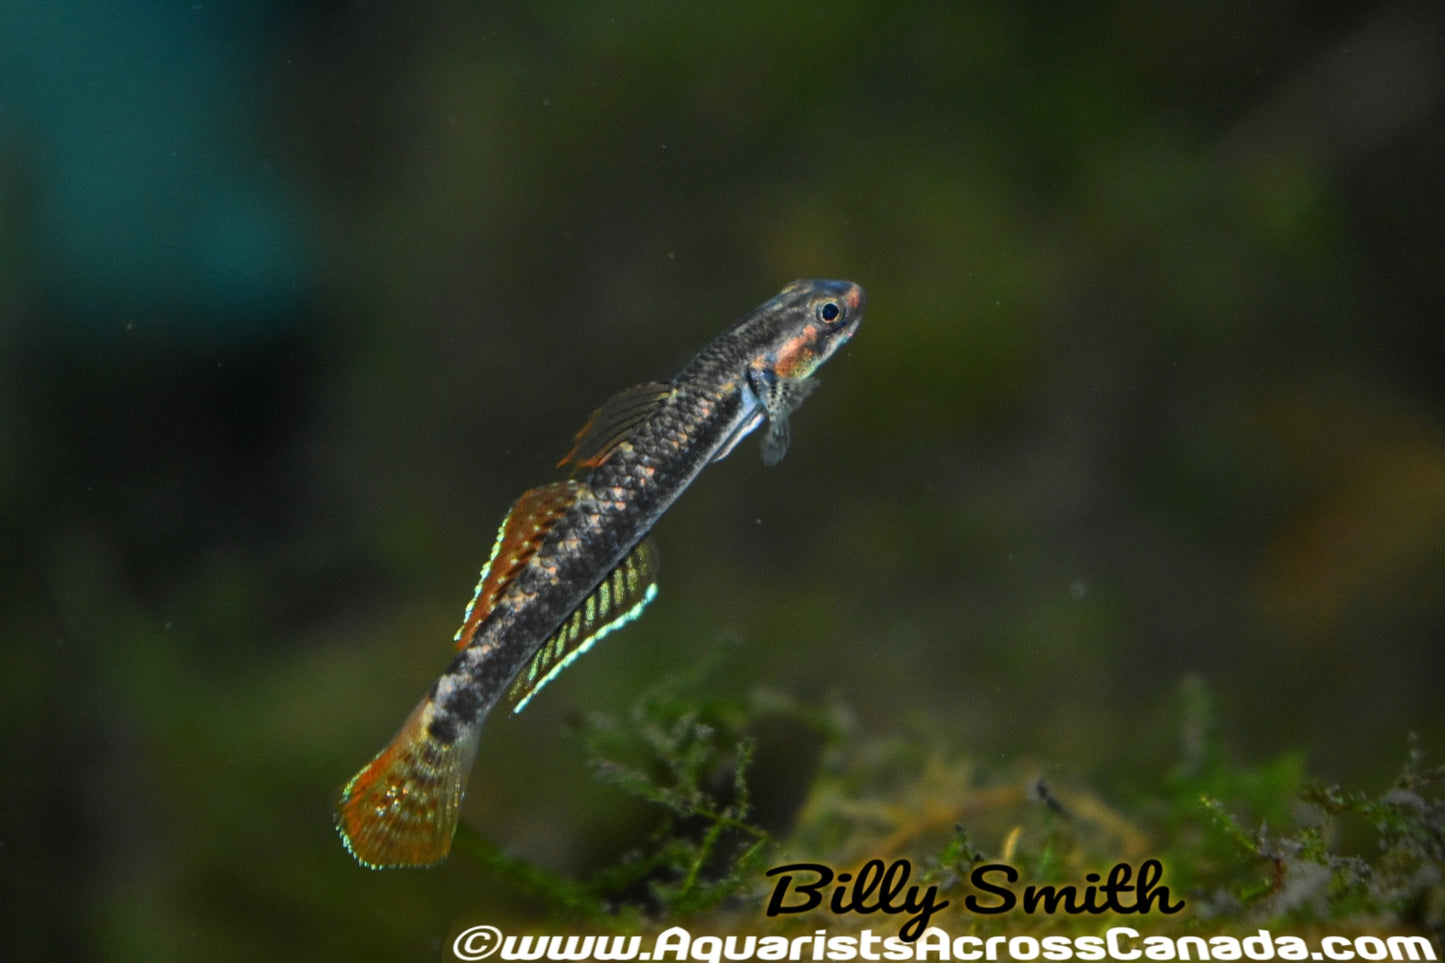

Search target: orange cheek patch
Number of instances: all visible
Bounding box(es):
[771,325,821,379]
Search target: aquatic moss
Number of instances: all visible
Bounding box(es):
[450,671,1443,951]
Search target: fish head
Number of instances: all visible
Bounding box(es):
[756,278,865,381]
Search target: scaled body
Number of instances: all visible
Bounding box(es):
[336,279,864,868]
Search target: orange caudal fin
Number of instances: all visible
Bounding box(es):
[334,697,481,869]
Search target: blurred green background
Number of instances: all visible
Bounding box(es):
[3,1,1443,959]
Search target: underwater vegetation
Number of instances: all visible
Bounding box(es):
[5,2,1443,960]
[444,667,1445,950]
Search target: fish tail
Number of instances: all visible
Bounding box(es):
[334,696,481,869]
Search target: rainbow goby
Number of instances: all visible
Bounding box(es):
[336,279,864,868]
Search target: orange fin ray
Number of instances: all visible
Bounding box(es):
[334,697,482,869]
[558,381,672,471]
[454,480,585,650]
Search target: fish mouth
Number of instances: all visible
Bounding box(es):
[830,280,864,344]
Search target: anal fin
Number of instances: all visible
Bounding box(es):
[508,537,660,712]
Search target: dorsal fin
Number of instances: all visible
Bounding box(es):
[558,382,672,472]
[507,537,659,712]
[454,480,585,651]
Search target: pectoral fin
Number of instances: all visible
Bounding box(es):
[454,480,585,650]
[558,381,672,472]
[507,537,659,712]
[712,409,765,463]
[749,369,820,466]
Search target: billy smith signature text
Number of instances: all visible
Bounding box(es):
[764,858,1184,942]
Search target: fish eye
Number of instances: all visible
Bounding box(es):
[819,301,840,323]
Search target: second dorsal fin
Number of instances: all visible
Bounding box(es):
[558,381,672,472]
[453,480,585,651]
[507,537,659,712]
